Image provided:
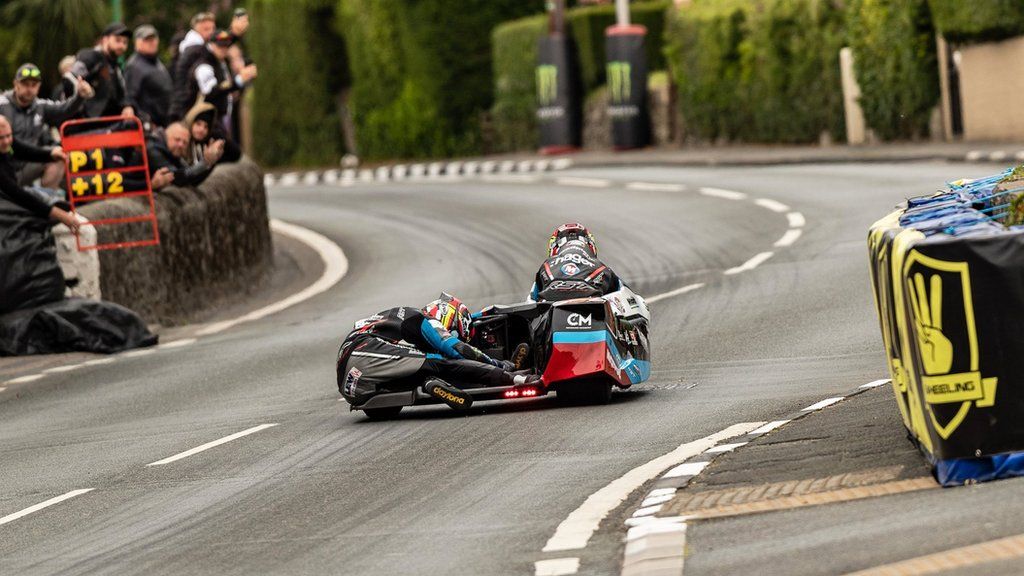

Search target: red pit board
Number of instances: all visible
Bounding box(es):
[60,116,160,251]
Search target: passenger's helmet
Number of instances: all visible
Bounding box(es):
[422,293,473,340]
[547,222,598,257]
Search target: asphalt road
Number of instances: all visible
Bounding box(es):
[0,161,1006,575]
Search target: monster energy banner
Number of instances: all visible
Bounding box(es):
[869,215,1024,477]
[605,26,649,149]
[536,35,582,152]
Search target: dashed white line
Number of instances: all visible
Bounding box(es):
[859,379,891,389]
[990,151,1008,162]
[626,182,687,192]
[541,421,762,552]
[699,187,747,201]
[556,177,611,188]
[802,397,845,411]
[706,441,748,454]
[6,374,44,384]
[774,229,803,248]
[787,212,806,228]
[551,158,574,170]
[534,557,580,576]
[146,423,279,466]
[966,150,984,161]
[724,251,774,275]
[755,198,790,213]
[640,493,677,507]
[749,420,791,435]
[0,489,94,526]
[646,283,704,304]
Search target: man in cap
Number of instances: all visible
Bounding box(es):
[64,23,135,119]
[180,30,257,128]
[0,116,78,233]
[125,25,172,128]
[0,64,93,186]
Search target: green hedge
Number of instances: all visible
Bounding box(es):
[665,0,846,144]
[490,1,670,153]
[928,0,1024,44]
[848,0,939,141]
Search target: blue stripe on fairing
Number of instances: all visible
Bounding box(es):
[552,331,606,344]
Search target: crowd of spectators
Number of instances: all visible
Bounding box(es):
[0,9,257,230]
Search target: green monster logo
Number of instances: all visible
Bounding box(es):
[537,64,558,106]
[608,61,631,104]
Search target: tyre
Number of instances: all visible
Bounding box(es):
[363,406,403,420]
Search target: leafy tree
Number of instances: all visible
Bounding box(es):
[1,0,108,88]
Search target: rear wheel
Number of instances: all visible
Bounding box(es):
[363,406,403,420]
[557,381,613,405]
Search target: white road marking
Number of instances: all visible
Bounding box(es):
[646,283,704,304]
[83,358,116,366]
[552,158,574,170]
[556,177,611,188]
[626,182,687,192]
[648,488,677,498]
[706,441,747,454]
[301,172,320,186]
[787,212,806,228]
[158,338,197,350]
[966,150,983,161]
[662,461,709,479]
[534,557,580,576]
[1016,151,1024,162]
[147,423,279,466]
[43,365,81,374]
[990,151,1008,162]
[749,420,791,435]
[724,251,774,275]
[699,187,747,200]
[542,421,762,552]
[0,387,6,393]
[632,504,663,517]
[774,229,803,248]
[279,173,299,187]
[755,198,790,213]
[197,219,348,336]
[640,493,676,507]
[481,174,540,183]
[120,348,156,358]
[0,489,94,526]
[802,397,845,411]
[535,159,551,171]
[859,379,891,389]
[626,517,686,542]
[6,374,44,384]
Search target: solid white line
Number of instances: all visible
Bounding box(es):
[6,374,44,384]
[0,489,94,526]
[724,251,774,275]
[43,365,81,374]
[147,423,279,466]
[480,174,540,183]
[755,198,790,213]
[0,387,6,393]
[541,421,763,552]
[787,212,806,228]
[699,187,747,200]
[774,229,802,248]
[120,348,156,358]
[556,177,611,188]
[749,420,791,435]
[197,219,348,336]
[860,378,891,389]
[158,338,197,350]
[626,182,687,192]
[662,461,709,479]
[706,441,747,454]
[646,283,704,304]
[82,357,116,366]
[802,397,845,411]
[534,558,580,576]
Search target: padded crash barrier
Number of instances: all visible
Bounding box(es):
[868,168,1024,486]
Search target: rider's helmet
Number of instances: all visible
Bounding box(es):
[422,293,473,340]
[547,222,598,258]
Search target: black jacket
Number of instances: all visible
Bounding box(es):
[530,247,623,301]
[125,53,172,127]
[0,141,65,218]
[0,90,84,148]
[66,47,129,118]
[139,131,213,188]
[183,48,239,121]
[169,44,206,120]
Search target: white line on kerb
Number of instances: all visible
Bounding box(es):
[646,283,705,304]
[749,420,791,435]
[159,338,197,350]
[662,461,709,479]
[724,251,774,275]
[802,397,845,412]
[774,229,803,248]
[556,177,611,188]
[197,219,348,336]
[755,198,790,213]
[860,379,891,389]
[541,421,763,553]
[0,489,94,526]
[787,212,806,228]
[699,187,747,200]
[147,423,279,466]
[626,182,687,192]
[6,374,43,384]
[534,557,580,576]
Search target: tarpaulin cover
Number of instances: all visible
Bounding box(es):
[0,197,65,314]
[932,452,1024,486]
[0,298,157,355]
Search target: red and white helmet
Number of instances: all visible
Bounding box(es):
[422,293,473,340]
[547,222,598,257]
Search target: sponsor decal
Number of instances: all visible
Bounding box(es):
[343,367,362,396]
[429,387,465,405]
[396,307,406,319]
[536,64,558,106]
[608,61,631,104]
[567,313,592,328]
[561,263,580,276]
[552,253,594,267]
[549,280,592,291]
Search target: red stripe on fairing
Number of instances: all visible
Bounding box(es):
[544,262,555,280]
[586,265,606,281]
[543,342,606,383]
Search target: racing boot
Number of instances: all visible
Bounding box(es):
[510,343,530,370]
[423,378,473,410]
[509,373,545,397]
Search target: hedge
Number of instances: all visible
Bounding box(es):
[490,0,670,153]
[927,0,1024,44]
[847,0,939,141]
[665,0,846,144]
[247,0,345,167]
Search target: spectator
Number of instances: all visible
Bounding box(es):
[143,122,220,190]
[64,23,135,119]
[0,116,78,233]
[169,12,216,118]
[227,8,252,142]
[125,25,172,129]
[51,56,77,101]
[0,64,94,187]
[184,101,240,166]
[182,31,257,132]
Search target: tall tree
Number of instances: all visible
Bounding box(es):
[1,0,109,86]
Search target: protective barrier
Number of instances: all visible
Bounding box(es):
[868,169,1024,485]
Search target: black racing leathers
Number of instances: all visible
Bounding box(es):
[529,247,622,302]
[336,306,510,403]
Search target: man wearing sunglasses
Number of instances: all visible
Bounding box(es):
[0,63,93,187]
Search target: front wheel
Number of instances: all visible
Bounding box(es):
[363,406,403,420]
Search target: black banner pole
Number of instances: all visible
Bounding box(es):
[537,0,582,155]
